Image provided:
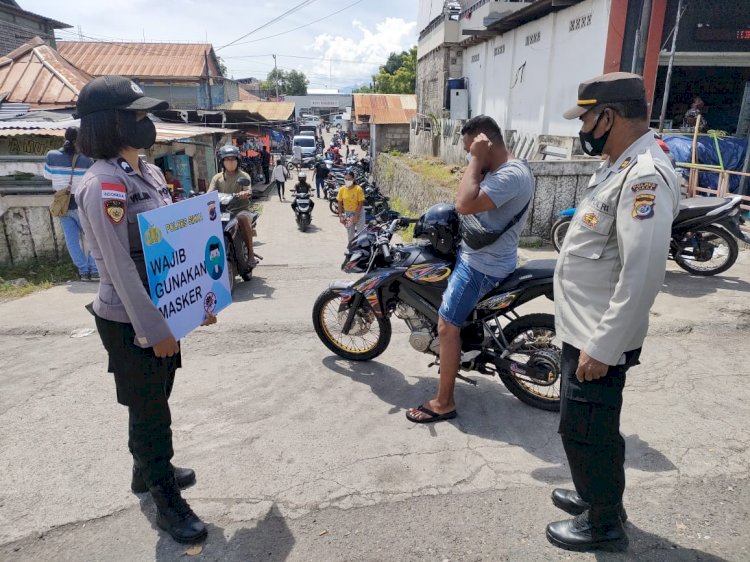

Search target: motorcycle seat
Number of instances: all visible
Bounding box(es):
[677,197,732,222]
[490,259,557,293]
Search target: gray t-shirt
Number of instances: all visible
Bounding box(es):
[460,159,534,279]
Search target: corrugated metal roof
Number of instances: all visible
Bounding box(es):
[238,89,260,102]
[0,37,92,109]
[57,41,220,79]
[0,118,235,141]
[217,101,295,122]
[352,94,417,125]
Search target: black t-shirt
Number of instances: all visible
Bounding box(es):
[260,150,270,165]
[295,182,311,194]
[314,162,330,179]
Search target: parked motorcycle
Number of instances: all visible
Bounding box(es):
[312,204,561,412]
[551,196,748,276]
[219,177,258,290]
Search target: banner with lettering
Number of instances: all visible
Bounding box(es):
[137,192,232,340]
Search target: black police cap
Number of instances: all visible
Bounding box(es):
[76,75,169,118]
[563,72,646,120]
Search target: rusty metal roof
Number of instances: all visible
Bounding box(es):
[217,101,295,122]
[57,41,221,79]
[0,37,92,109]
[0,118,235,142]
[352,94,417,125]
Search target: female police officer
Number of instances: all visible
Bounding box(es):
[76,76,215,544]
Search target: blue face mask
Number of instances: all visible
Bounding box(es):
[465,153,472,164]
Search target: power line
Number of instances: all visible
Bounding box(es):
[223,0,366,47]
[223,53,389,65]
[217,0,318,50]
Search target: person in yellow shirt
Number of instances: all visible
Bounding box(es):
[337,170,365,240]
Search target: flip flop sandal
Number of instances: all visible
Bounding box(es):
[405,405,458,424]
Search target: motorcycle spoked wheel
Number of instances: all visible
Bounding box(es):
[495,313,561,412]
[312,288,391,361]
[550,217,571,253]
[674,225,738,276]
[329,199,339,215]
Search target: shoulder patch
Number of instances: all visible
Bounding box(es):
[101,182,127,201]
[619,157,633,170]
[104,199,125,224]
[632,193,656,220]
[631,182,658,193]
[117,158,134,174]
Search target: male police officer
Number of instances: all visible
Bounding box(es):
[546,73,680,552]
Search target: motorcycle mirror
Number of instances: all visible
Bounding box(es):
[237,177,251,187]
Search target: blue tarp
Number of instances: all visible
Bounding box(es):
[663,134,748,193]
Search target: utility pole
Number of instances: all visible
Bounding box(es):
[205,51,213,110]
[273,54,279,100]
[659,0,683,132]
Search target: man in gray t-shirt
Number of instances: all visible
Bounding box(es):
[406,115,534,424]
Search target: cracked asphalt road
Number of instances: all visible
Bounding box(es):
[1,180,749,561]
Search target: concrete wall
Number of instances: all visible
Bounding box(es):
[0,193,67,265]
[376,124,410,153]
[372,153,599,239]
[461,0,609,137]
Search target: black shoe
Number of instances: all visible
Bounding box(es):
[78,272,90,281]
[546,509,628,553]
[132,464,196,494]
[551,489,628,522]
[89,271,100,282]
[149,478,207,544]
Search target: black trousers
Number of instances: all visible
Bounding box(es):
[558,343,641,508]
[95,315,181,488]
[276,180,285,198]
[262,165,270,184]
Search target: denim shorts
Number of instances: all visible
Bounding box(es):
[438,257,503,327]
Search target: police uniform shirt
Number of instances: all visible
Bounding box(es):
[554,130,681,365]
[77,156,174,348]
[207,170,252,213]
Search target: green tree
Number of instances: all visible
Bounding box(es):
[261,68,309,96]
[215,56,228,77]
[367,46,416,94]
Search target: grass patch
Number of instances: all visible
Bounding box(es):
[0,259,78,301]
[390,197,419,243]
[390,154,462,190]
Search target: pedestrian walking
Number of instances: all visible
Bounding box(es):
[313,156,329,198]
[74,75,218,545]
[546,72,680,553]
[271,158,289,201]
[44,127,98,280]
[337,170,365,241]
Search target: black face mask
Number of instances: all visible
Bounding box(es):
[579,112,611,157]
[119,111,157,149]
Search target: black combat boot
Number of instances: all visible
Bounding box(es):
[149,477,207,544]
[132,463,196,494]
[546,505,628,552]
[551,489,628,522]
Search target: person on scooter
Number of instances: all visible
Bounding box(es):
[405,115,534,424]
[208,145,258,267]
[291,172,314,209]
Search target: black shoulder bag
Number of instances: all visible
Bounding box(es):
[459,197,531,250]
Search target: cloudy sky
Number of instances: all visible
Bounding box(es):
[25,0,418,90]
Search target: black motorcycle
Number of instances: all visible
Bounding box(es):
[291,187,314,232]
[219,177,258,290]
[552,196,748,276]
[312,204,561,412]
[670,195,748,276]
